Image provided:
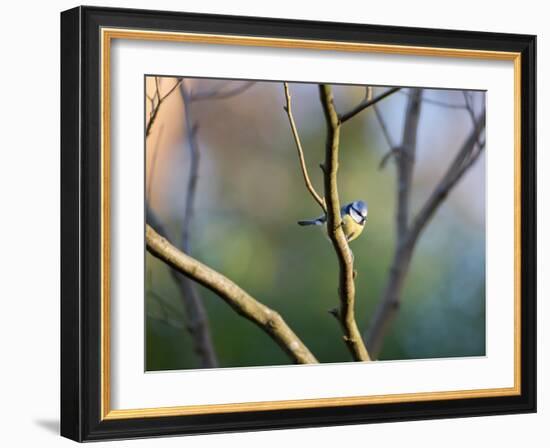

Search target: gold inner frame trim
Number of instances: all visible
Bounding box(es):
[100,27,522,420]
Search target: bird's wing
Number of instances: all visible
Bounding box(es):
[340,204,349,218]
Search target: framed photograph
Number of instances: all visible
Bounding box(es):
[60,6,536,441]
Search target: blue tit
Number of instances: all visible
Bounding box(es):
[297,200,368,242]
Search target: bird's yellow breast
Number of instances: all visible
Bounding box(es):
[322,215,365,242]
[341,214,365,242]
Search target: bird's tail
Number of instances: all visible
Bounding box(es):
[297,218,324,226]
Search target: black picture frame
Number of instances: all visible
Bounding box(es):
[61,5,536,442]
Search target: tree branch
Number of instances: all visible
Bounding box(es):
[283,82,327,213]
[408,108,486,245]
[165,80,220,368]
[319,84,370,362]
[396,88,423,237]
[145,76,218,368]
[145,77,183,137]
[374,104,403,170]
[146,224,319,364]
[365,94,486,358]
[339,87,401,124]
[179,82,202,256]
[364,89,423,358]
[398,89,470,110]
[373,104,395,150]
[146,172,218,368]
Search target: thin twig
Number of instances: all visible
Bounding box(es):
[373,104,395,150]
[373,104,400,170]
[463,91,484,151]
[145,77,183,137]
[148,290,187,323]
[399,89,470,110]
[172,79,262,366]
[160,78,185,102]
[283,82,327,213]
[319,84,371,362]
[146,188,218,367]
[146,224,319,364]
[145,76,218,367]
[408,108,486,244]
[339,87,401,123]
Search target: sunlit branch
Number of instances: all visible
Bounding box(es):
[146,225,319,364]
[319,84,371,362]
[283,82,327,213]
[339,87,401,123]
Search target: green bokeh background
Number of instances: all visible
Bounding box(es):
[145,79,486,370]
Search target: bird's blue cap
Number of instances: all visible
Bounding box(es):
[351,200,368,217]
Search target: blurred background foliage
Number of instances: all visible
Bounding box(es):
[145,77,486,371]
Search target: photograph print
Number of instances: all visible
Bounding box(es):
[144,76,486,371]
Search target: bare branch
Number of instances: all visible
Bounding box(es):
[160,80,220,368]
[283,82,327,213]
[373,104,395,150]
[159,78,184,102]
[179,82,201,253]
[145,76,218,367]
[396,89,423,237]
[146,186,218,367]
[145,205,170,240]
[373,103,399,170]
[145,77,183,137]
[399,89,470,110]
[145,77,274,367]
[463,91,484,151]
[319,84,370,362]
[171,78,262,366]
[365,88,423,358]
[148,290,187,324]
[146,224,319,364]
[154,76,161,100]
[190,81,256,102]
[408,108,486,245]
[339,87,401,123]
[365,95,486,358]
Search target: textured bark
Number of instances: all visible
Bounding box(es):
[146,225,319,364]
[319,85,371,362]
